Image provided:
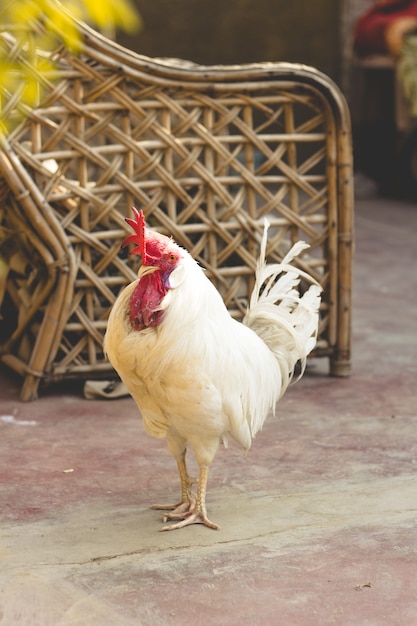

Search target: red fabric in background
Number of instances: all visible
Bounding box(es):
[354,0,417,55]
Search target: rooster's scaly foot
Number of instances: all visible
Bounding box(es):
[152,496,196,520]
[160,509,220,531]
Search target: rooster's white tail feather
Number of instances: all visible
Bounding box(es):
[243,220,322,398]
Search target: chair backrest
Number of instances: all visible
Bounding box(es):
[0,16,353,400]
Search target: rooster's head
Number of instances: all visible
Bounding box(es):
[122,207,181,275]
[122,208,182,329]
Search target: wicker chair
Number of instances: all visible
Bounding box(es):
[0,15,354,401]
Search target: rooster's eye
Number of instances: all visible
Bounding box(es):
[168,254,177,263]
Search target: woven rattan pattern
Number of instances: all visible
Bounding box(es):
[0,18,353,400]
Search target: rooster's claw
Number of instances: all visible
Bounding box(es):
[160,510,220,531]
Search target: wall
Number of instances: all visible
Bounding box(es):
[119,0,342,82]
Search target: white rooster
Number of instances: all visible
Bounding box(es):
[104,208,321,531]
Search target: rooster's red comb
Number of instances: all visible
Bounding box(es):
[122,207,148,263]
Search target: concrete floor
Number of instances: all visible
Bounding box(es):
[1,196,417,625]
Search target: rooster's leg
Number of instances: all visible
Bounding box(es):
[161,465,220,531]
[151,450,196,515]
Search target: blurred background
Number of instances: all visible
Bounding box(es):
[120,0,346,81]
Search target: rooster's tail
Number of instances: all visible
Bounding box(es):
[243,220,322,398]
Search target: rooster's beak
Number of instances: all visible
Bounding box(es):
[138,264,159,279]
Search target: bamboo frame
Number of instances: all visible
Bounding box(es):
[0,13,353,400]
